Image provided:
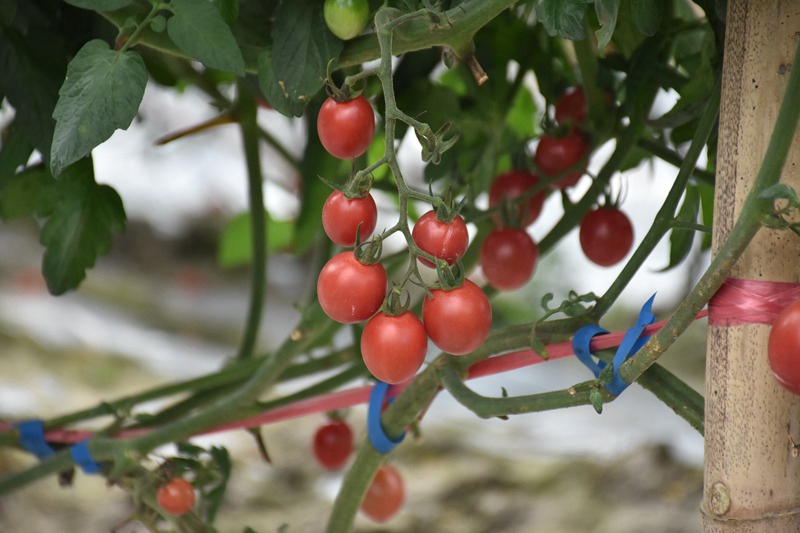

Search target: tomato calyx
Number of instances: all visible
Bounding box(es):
[354,235,383,265]
[432,188,466,224]
[323,60,367,103]
[320,169,374,200]
[383,285,412,316]
[415,121,460,164]
[433,259,466,291]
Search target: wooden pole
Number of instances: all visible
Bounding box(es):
[703,1,800,531]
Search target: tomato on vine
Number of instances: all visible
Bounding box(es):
[360,464,405,523]
[317,95,375,160]
[322,190,378,247]
[423,279,492,355]
[313,419,354,470]
[317,251,387,324]
[361,310,428,384]
[480,228,538,291]
[534,129,589,189]
[324,0,370,41]
[555,87,586,124]
[488,170,547,227]
[579,207,634,267]
[156,478,195,516]
[768,300,800,395]
[412,210,469,268]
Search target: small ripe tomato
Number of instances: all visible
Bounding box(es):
[480,228,538,291]
[555,87,587,124]
[411,210,469,268]
[324,0,370,41]
[313,419,354,470]
[361,311,428,384]
[534,129,589,189]
[317,96,375,160]
[579,207,634,267]
[360,464,405,523]
[156,478,195,516]
[322,190,378,247]
[768,300,800,395]
[423,279,492,355]
[488,170,547,227]
[317,251,387,324]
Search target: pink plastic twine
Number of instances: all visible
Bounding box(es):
[708,277,800,326]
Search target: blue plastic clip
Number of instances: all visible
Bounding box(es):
[367,382,405,454]
[16,419,56,460]
[69,441,102,474]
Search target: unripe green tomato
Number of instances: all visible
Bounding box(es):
[324,0,370,41]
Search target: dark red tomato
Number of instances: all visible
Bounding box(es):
[423,279,491,355]
[313,420,354,470]
[412,210,469,268]
[480,228,538,291]
[555,87,586,124]
[322,190,378,247]
[157,478,196,516]
[360,464,405,523]
[488,170,547,227]
[534,129,589,189]
[579,207,634,267]
[768,300,800,395]
[317,251,387,324]
[317,96,375,159]
[361,311,428,384]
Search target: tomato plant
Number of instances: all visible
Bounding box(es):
[361,311,428,384]
[480,228,538,291]
[322,190,378,247]
[423,279,492,355]
[768,300,800,395]
[411,210,469,267]
[579,207,634,267]
[317,96,376,159]
[554,87,586,124]
[534,129,589,189]
[156,478,196,516]
[317,251,387,324]
[488,170,547,227]
[360,464,405,523]
[313,419,354,470]
[324,0,370,41]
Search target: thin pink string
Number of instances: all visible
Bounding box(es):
[708,277,800,326]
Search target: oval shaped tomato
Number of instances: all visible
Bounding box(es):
[360,464,405,523]
[361,311,428,384]
[480,228,538,291]
[317,96,375,160]
[324,0,370,41]
[768,300,800,395]
[534,129,589,189]
[317,252,386,324]
[157,478,196,516]
[555,87,587,124]
[423,279,492,355]
[313,419,354,470]
[579,207,634,267]
[488,170,547,227]
[412,210,469,268]
[322,190,378,247]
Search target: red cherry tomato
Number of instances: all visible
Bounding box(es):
[480,228,538,291]
[322,190,378,247]
[768,300,800,395]
[423,279,492,355]
[555,87,586,124]
[488,170,547,227]
[317,96,375,159]
[534,129,589,189]
[360,464,405,522]
[579,207,634,267]
[361,311,428,384]
[313,419,354,470]
[156,478,196,516]
[411,210,469,268]
[317,251,387,324]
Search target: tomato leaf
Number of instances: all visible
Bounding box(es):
[167,0,245,75]
[595,0,619,54]
[536,0,591,41]
[40,158,126,295]
[258,0,342,117]
[62,0,132,10]
[202,446,232,524]
[659,185,700,272]
[630,0,662,37]
[212,0,239,25]
[0,126,34,180]
[50,39,147,176]
[0,166,57,220]
[218,210,295,267]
